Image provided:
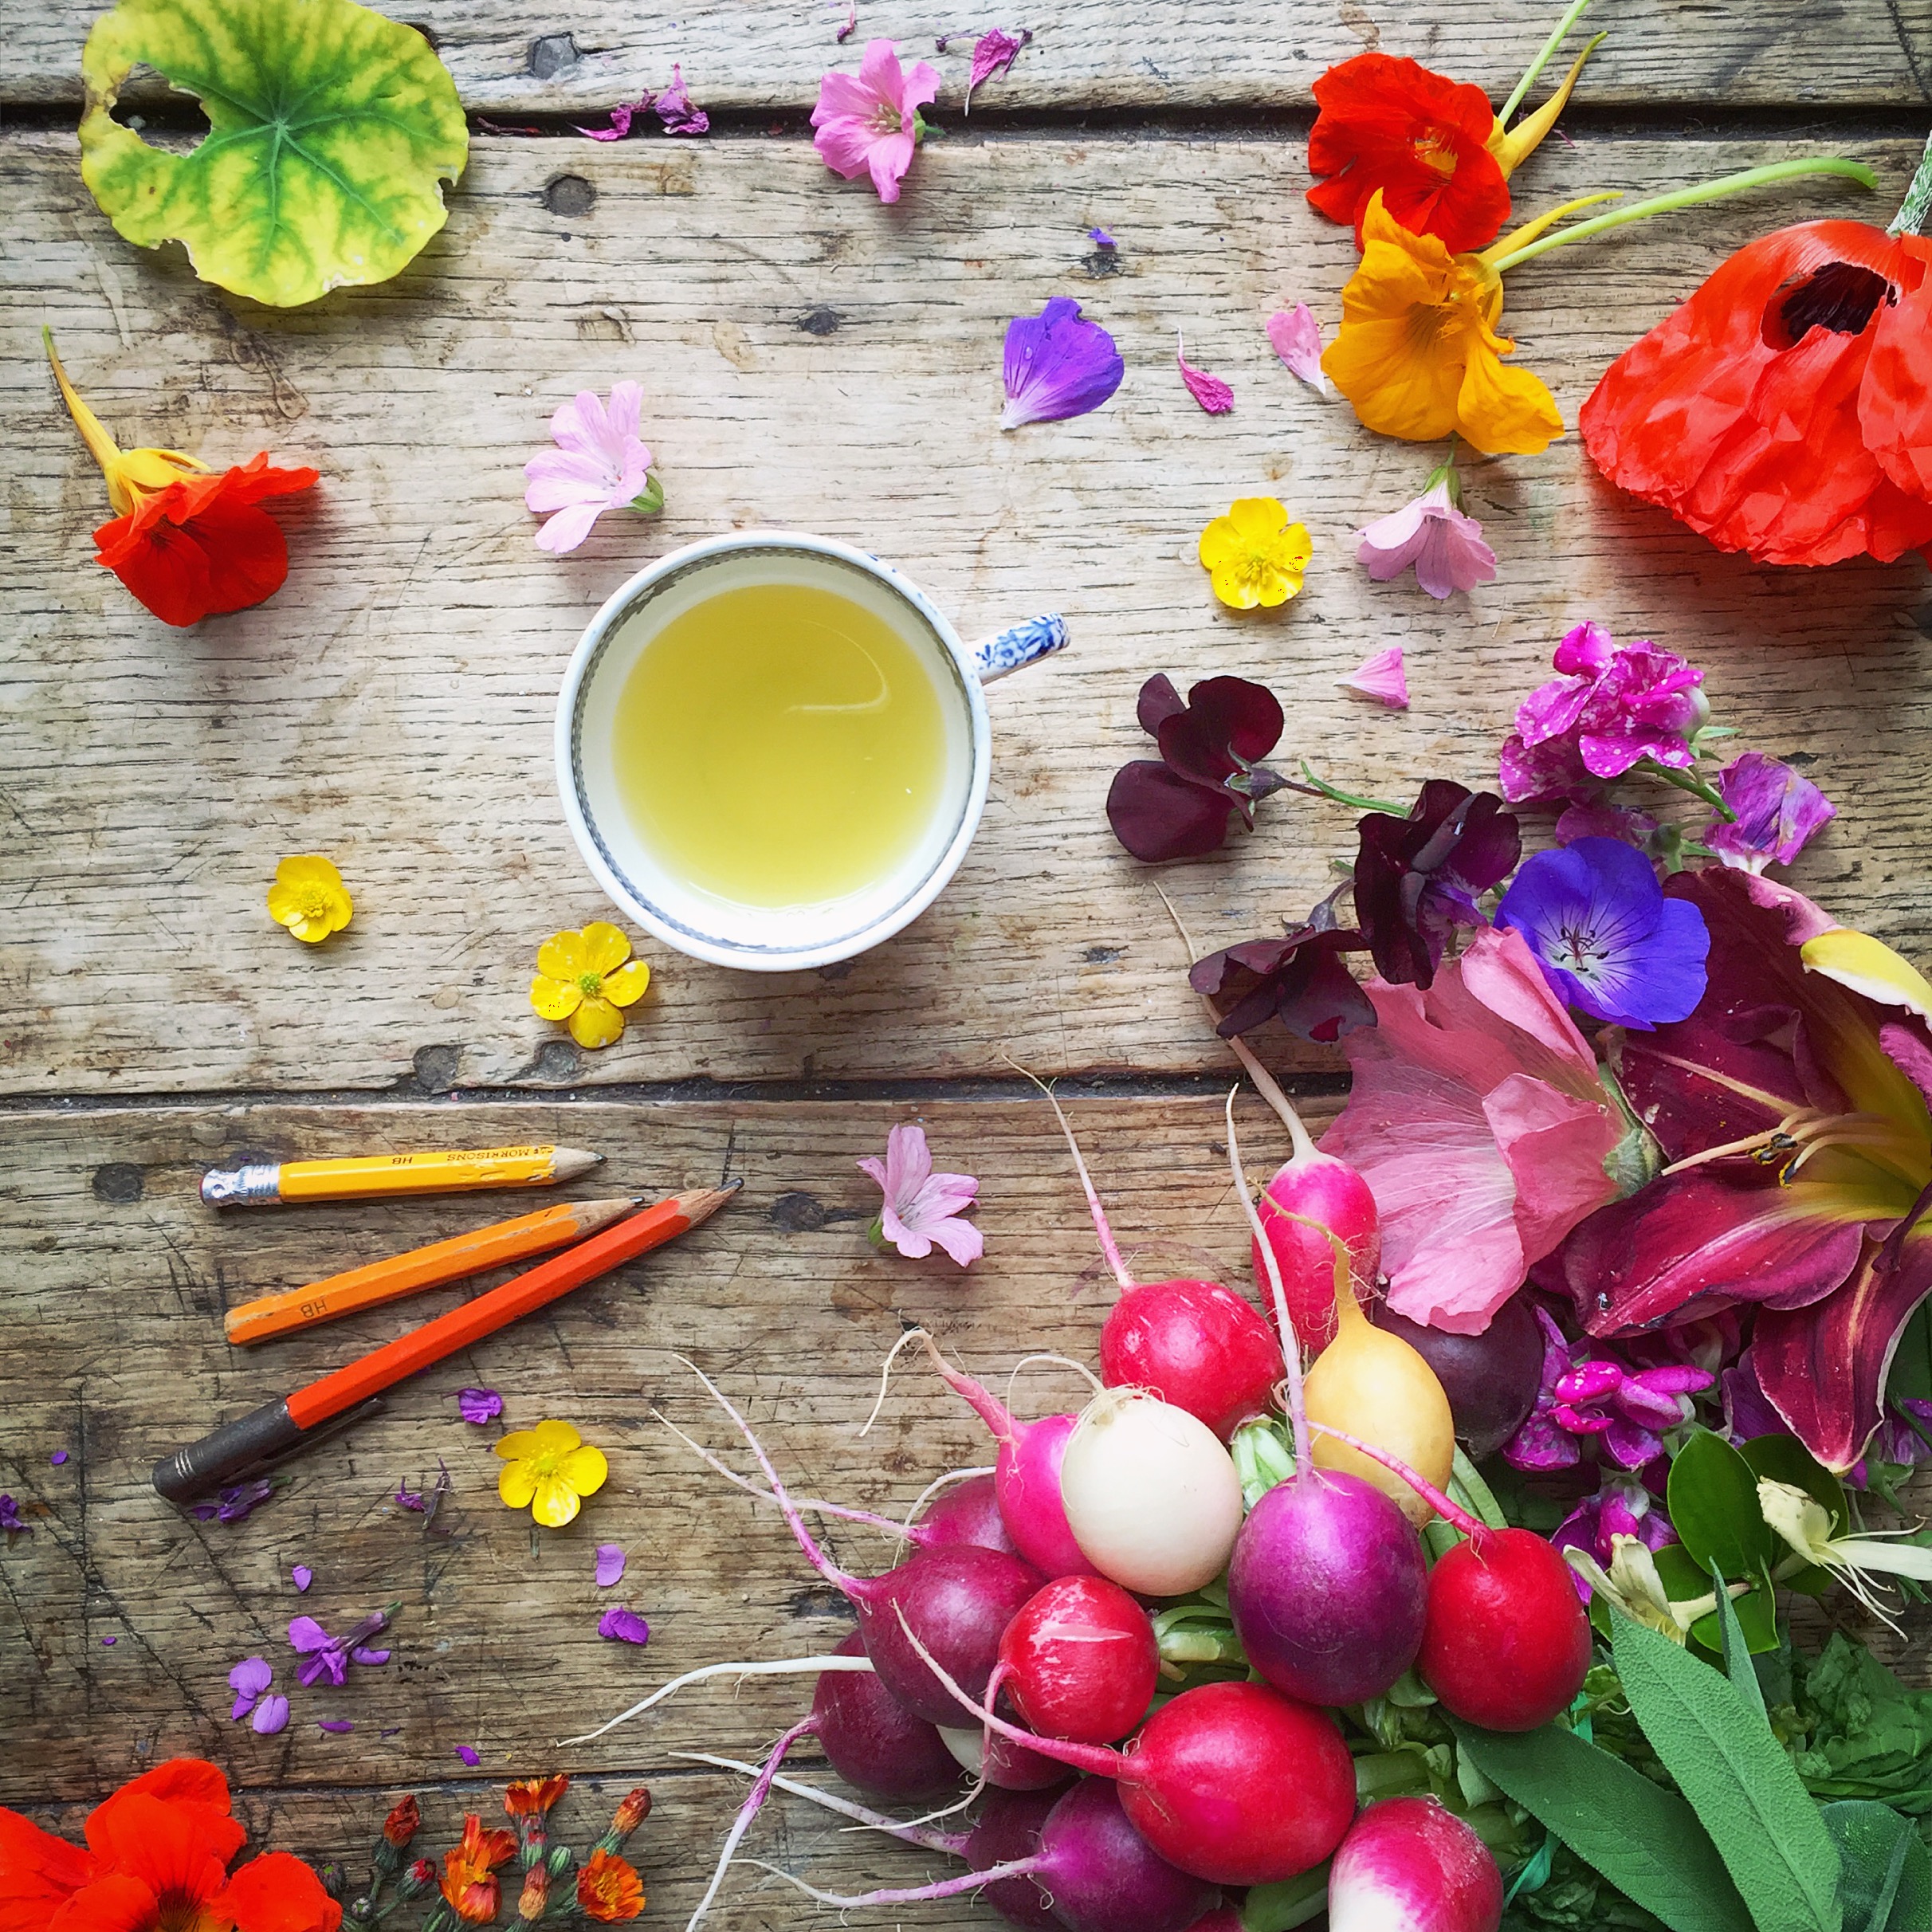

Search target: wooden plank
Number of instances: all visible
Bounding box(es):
[4,128,1930,1094]
[4,0,1929,112]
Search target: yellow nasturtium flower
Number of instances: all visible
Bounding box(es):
[1198,497,1313,610]
[530,921,651,1050]
[267,854,353,944]
[495,1418,609,1529]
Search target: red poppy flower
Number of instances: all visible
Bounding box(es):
[1581,220,1932,567]
[93,454,320,629]
[0,1757,340,1932]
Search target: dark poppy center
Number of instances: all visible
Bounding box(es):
[1761,261,1895,350]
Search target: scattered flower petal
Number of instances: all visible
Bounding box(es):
[251,1694,290,1736]
[524,386,662,556]
[598,1606,652,1645]
[531,921,653,1050]
[1266,304,1333,396]
[836,1,856,42]
[0,1495,28,1537]
[317,1719,355,1734]
[267,855,352,945]
[1556,799,1659,849]
[595,1544,628,1588]
[101,1636,116,1647]
[964,27,1029,112]
[858,1123,983,1266]
[1354,471,1497,599]
[229,1656,273,1721]
[49,1450,67,1467]
[396,1483,426,1512]
[656,64,709,135]
[1000,297,1125,430]
[291,1565,312,1593]
[456,1745,482,1768]
[1088,226,1117,249]
[457,1387,505,1427]
[497,1420,610,1529]
[1176,335,1233,414]
[575,96,651,141]
[1702,751,1836,874]
[1191,917,1374,1044]
[811,38,940,204]
[1197,497,1310,610]
[190,1478,275,1525]
[1337,646,1408,709]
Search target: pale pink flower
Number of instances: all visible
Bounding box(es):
[1354,474,1497,599]
[1321,925,1623,1333]
[859,1122,982,1266]
[1337,646,1408,709]
[1176,335,1233,414]
[523,383,660,554]
[811,38,940,204]
[1266,304,1333,396]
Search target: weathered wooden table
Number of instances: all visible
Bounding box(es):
[3,1,1930,1920]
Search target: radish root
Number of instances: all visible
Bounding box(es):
[1225,1088,1311,1471]
[859,1325,932,1438]
[561,1655,875,1746]
[676,1752,967,1854]
[1002,1050,1136,1290]
[684,1715,816,1932]
[748,1855,1041,1910]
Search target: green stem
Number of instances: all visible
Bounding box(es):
[1489,157,1878,273]
[1891,131,1932,238]
[1299,761,1408,818]
[1643,756,1735,822]
[1498,0,1594,128]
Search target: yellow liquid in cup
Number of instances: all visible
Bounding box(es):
[610,581,953,910]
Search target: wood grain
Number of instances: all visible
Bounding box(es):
[4,0,1930,112]
[5,129,1929,1095]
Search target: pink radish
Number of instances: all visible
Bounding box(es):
[997,1573,1158,1743]
[1329,1797,1503,1932]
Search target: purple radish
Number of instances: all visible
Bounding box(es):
[1221,1092,1428,1707]
[815,1631,961,1798]
[685,1362,1043,1725]
[1329,1797,1503,1932]
[1369,1297,1542,1459]
[913,1470,1021,1557]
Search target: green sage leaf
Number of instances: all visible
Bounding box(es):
[80,0,467,306]
[1820,1801,1931,1932]
[1710,1560,1767,1722]
[1668,1427,1778,1578]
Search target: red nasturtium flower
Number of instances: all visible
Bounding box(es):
[0,1757,340,1932]
[1581,209,1932,567]
[439,1813,518,1923]
[577,1846,647,1922]
[46,331,317,628]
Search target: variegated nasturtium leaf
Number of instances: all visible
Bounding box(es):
[80,0,467,307]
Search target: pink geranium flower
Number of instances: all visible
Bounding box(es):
[811,39,941,204]
[1354,470,1497,600]
[859,1122,983,1266]
[1321,925,1624,1333]
[523,383,662,555]
[1337,646,1408,709]
[1266,304,1333,396]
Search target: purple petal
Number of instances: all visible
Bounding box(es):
[101,1636,116,1647]
[1502,1413,1584,1472]
[656,63,710,135]
[1176,336,1233,414]
[291,1565,312,1593]
[396,1485,426,1511]
[317,1719,355,1734]
[351,1647,391,1667]
[299,1651,347,1689]
[599,1606,652,1646]
[229,1655,273,1719]
[1703,752,1836,874]
[455,1745,481,1768]
[1089,226,1117,248]
[1001,298,1125,430]
[251,1694,290,1736]
[575,98,648,140]
[1554,621,1614,677]
[595,1544,627,1588]
[457,1388,504,1427]
[49,1450,67,1467]
[287,1616,332,1654]
[1554,1361,1624,1404]
[1557,800,1659,849]
[1603,1418,1666,1470]
[964,27,1026,110]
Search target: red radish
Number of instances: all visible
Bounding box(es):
[1329,1797,1503,1932]
[1372,1297,1543,1460]
[996,1574,1159,1743]
[682,1363,1044,1726]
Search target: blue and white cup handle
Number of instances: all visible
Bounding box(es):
[969,614,1068,685]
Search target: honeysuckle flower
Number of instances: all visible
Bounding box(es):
[1355,464,1498,599]
[496,1419,610,1528]
[1001,297,1125,430]
[1496,838,1710,1030]
[1196,497,1310,609]
[1758,1478,1932,1627]
[595,1543,627,1588]
[1353,779,1521,988]
[1105,673,1290,862]
[1702,751,1836,873]
[811,38,940,203]
[229,1655,273,1722]
[598,1604,652,1645]
[457,1387,504,1426]
[1190,916,1374,1044]
[530,921,652,1050]
[964,27,1029,111]
[1505,1306,1713,1471]
[579,1847,647,1921]
[1549,867,1932,1472]
[442,1814,518,1923]
[524,384,662,556]
[1267,303,1333,395]
[268,854,353,944]
[290,1608,393,1687]
[1337,646,1410,709]
[859,1121,983,1266]
[1563,1532,1700,1641]
[1176,336,1234,414]
[1324,924,1626,1332]
[1551,1473,1677,1600]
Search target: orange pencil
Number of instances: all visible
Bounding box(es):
[154,1181,740,1505]
[222,1196,641,1346]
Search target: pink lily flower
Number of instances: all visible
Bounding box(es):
[859,1123,983,1266]
[523,383,661,554]
[1321,925,1626,1333]
[1354,468,1498,600]
[811,39,941,204]
[1547,866,1932,1472]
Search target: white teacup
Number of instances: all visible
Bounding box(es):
[555,530,1065,972]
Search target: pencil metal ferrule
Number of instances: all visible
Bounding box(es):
[201,1163,283,1208]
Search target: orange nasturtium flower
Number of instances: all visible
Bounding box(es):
[530,921,652,1049]
[440,1814,518,1923]
[268,854,354,944]
[578,1846,648,1922]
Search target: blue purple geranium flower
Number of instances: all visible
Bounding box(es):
[1001,298,1125,430]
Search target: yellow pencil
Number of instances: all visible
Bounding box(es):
[223,1196,641,1345]
[200,1144,604,1208]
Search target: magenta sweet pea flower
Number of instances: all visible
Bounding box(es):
[523,384,662,555]
[1354,470,1497,600]
[964,28,1029,111]
[859,1123,983,1266]
[1001,297,1125,430]
[1702,751,1836,873]
[1551,1475,1678,1601]
[811,38,940,203]
[1266,304,1333,396]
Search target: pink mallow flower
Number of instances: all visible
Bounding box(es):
[523,383,662,555]
[860,1122,983,1267]
[811,39,940,204]
[1321,925,1624,1333]
[1354,468,1497,600]
[1505,1307,1713,1472]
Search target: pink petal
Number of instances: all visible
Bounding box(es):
[814,113,883,182]
[604,381,644,446]
[925,1214,986,1269]
[535,501,609,555]
[1409,505,1497,599]
[878,1202,934,1259]
[595,1544,626,1588]
[965,28,1026,111]
[866,128,917,203]
[882,1122,933,1207]
[855,35,907,106]
[1354,494,1430,576]
[1484,1071,1620,1278]
[1266,304,1333,395]
[1337,646,1408,709]
[1176,336,1234,414]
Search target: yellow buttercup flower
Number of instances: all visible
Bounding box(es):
[1198,497,1312,611]
[530,921,652,1050]
[495,1418,609,1528]
[267,854,353,944]
[1321,190,1565,456]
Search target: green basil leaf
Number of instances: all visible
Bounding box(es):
[1667,1427,1778,1577]
[1612,1608,1843,1932]
[1820,1800,1931,1932]
[1448,1715,1755,1932]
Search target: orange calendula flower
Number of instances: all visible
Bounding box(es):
[441,1814,517,1923]
[505,1774,571,1818]
[268,854,354,944]
[578,1847,647,1922]
[530,921,652,1050]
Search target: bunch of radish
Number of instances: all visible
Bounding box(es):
[579,1078,1588,1932]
